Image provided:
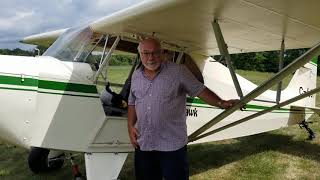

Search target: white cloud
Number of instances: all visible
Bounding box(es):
[0,10,35,31]
[0,0,144,49]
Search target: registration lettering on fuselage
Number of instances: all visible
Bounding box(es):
[186,108,198,117]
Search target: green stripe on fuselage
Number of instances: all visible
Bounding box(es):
[311,57,318,65]
[187,97,206,105]
[38,80,97,94]
[0,74,97,94]
[186,97,289,111]
[0,75,38,87]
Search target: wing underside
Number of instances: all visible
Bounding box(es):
[22,0,320,56]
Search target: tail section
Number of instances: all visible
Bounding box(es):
[282,56,318,107]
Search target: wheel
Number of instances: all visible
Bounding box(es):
[28,147,50,174]
[28,147,65,174]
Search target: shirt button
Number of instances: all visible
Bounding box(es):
[149,94,152,96]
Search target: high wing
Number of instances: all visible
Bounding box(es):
[22,0,320,55]
[21,29,67,47]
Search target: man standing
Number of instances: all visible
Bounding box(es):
[128,38,238,180]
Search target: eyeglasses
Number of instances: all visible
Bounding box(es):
[140,50,161,58]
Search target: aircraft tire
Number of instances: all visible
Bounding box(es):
[28,147,65,174]
[28,147,50,173]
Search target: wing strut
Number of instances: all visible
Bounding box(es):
[84,35,106,63]
[94,36,120,82]
[276,39,285,104]
[190,86,320,142]
[98,35,109,81]
[212,20,243,98]
[188,41,320,142]
[100,35,109,67]
[176,52,184,64]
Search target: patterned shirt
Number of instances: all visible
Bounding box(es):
[128,61,206,151]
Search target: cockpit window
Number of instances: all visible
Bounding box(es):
[43,26,99,62]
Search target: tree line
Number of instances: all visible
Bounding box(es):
[0,48,34,56]
[228,48,310,73]
[1,47,318,74]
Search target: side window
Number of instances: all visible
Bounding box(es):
[98,55,138,116]
[107,54,138,93]
[162,49,204,83]
[163,50,175,62]
[86,52,101,72]
[181,54,204,83]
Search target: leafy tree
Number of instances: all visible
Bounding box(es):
[0,48,33,56]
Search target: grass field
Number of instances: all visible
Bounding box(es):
[0,66,320,180]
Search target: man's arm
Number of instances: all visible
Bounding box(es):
[128,105,139,148]
[197,88,238,109]
[179,65,239,109]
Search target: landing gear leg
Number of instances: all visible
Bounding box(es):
[299,120,316,140]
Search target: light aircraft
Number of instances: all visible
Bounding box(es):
[1,0,320,179]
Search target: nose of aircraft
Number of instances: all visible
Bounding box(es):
[0,55,39,148]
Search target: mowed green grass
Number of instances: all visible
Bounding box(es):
[1,66,320,180]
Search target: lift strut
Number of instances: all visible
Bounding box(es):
[94,36,120,82]
[212,20,243,98]
[276,39,285,104]
[188,38,320,142]
[190,86,320,142]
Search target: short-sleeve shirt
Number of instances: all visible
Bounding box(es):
[128,61,206,151]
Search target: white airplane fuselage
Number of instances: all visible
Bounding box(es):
[0,54,316,152]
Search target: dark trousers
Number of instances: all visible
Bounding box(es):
[135,146,189,180]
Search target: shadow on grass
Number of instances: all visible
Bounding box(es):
[188,132,320,176]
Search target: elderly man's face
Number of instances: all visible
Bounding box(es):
[139,40,162,71]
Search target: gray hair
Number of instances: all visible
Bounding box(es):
[137,38,161,53]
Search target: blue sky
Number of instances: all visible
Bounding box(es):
[0,0,143,50]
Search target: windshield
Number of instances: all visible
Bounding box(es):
[43,25,98,62]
